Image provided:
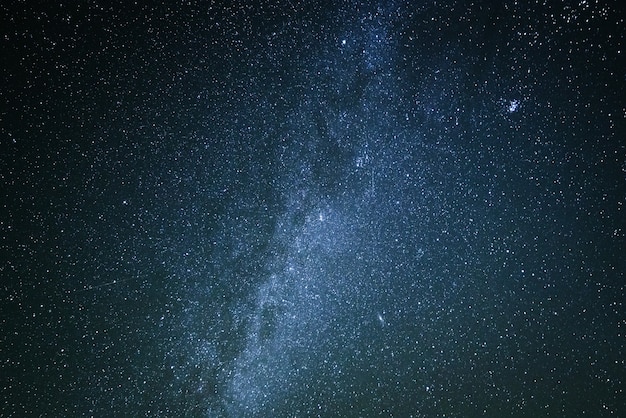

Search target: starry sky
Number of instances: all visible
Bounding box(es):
[1,1,624,416]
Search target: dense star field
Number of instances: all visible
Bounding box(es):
[1,1,624,416]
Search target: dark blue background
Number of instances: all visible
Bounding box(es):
[1,1,624,416]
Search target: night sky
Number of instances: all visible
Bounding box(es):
[1,1,624,416]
